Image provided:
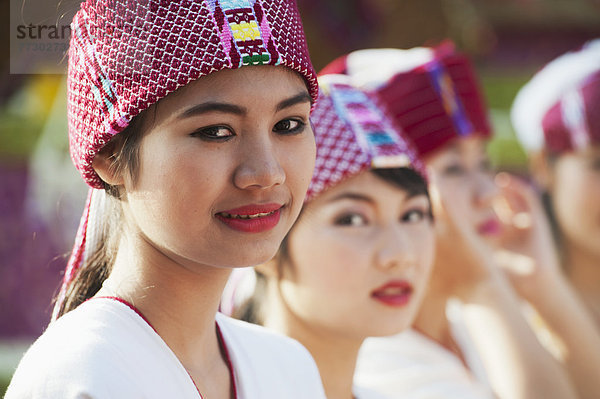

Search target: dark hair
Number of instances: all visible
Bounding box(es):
[54,114,145,318]
[234,166,431,325]
[539,153,567,267]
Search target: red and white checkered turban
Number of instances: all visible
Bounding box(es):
[306,74,424,201]
[511,39,600,154]
[320,41,491,158]
[56,0,317,319]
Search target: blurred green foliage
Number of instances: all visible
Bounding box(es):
[0,75,62,162]
[480,71,533,172]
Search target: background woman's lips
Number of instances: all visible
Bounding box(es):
[371,280,414,307]
[478,217,502,235]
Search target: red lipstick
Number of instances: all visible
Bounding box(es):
[371,280,413,307]
[216,203,282,233]
[477,217,502,236]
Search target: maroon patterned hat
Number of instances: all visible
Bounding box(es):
[307,74,424,201]
[69,0,318,189]
[320,42,492,158]
[541,71,600,153]
[511,40,600,155]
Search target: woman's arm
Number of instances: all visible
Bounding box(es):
[430,178,577,399]
[494,173,600,399]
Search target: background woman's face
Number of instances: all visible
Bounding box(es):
[119,66,316,271]
[425,136,502,246]
[279,171,435,339]
[550,145,600,260]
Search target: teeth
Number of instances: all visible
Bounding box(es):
[377,287,410,296]
[220,211,274,219]
[383,288,404,295]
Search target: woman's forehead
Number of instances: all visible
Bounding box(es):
[150,66,309,119]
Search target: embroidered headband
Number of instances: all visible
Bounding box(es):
[56,0,317,319]
[306,74,424,201]
[320,42,492,157]
[511,39,600,154]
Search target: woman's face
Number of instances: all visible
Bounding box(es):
[119,66,315,270]
[550,144,600,260]
[279,171,435,339]
[425,136,501,245]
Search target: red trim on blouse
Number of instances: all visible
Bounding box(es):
[93,296,238,399]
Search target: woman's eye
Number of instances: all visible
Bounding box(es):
[443,164,466,176]
[402,209,429,223]
[334,213,367,227]
[273,119,305,135]
[479,159,493,173]
[190,126,234,140]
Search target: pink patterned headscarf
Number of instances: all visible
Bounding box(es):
[320,41,492,158]
[56,0,317,319]
[306,74,424,202]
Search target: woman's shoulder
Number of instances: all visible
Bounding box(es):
[355,329,494,399]
[6,298,196,398]
[216,313,327,398]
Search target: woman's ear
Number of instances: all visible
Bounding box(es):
[529,149,553,190]
[92,140,125,186]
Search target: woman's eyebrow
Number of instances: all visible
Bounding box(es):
[178,102,246,120]
[326,192,375,204]
[177,91,311,120]
[275,91,312,112]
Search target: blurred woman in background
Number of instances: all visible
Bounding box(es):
[511,39,600,324]
[510,39,600,398]
[322,42,597,399]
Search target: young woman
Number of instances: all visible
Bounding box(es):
[6,1,327,398]
[322,43,589,399]
[231,74,436,399]
[510,39,600,398]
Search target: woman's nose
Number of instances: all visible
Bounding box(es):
[375,225,416,271]
[233,135,286,190]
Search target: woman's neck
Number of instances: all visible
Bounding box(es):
[264,285,361,399]
[412,258,464,357]
[565,243,600,321]
[413,284,451,347]
[96,232,233,381]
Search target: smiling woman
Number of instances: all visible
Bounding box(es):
[5,1,326,399]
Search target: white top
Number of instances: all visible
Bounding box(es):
[354,384,390,399]
[6,297,326,399]
[355,329,494,399]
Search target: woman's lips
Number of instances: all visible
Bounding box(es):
[371,280,413,307]
[216,203,283,233]
[477,217,503,236]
